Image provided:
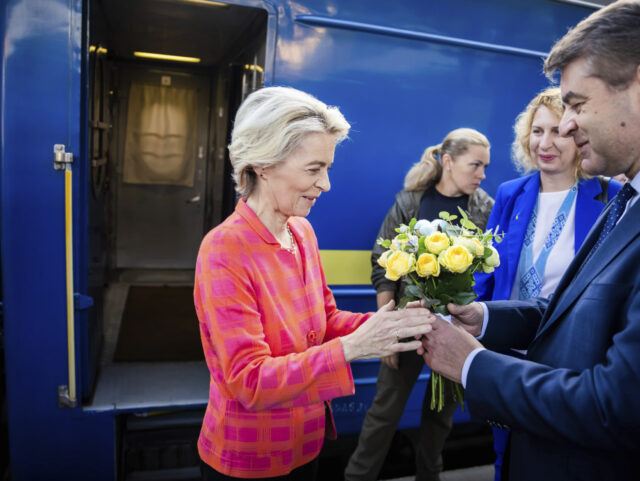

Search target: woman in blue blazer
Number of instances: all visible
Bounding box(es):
[474,87,621,480]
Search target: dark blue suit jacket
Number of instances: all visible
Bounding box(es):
[475,173,621,301]
[467,188,640,480]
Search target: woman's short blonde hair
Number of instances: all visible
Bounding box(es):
[404,128,490,192]
[228,86,350,198]
[512,87,585,178]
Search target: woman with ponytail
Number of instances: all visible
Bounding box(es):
[345,128,494,481]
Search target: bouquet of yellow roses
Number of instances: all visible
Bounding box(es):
[376,208,502,411]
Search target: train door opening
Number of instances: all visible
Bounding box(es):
[84,0,267,413]
[84,1,268,477]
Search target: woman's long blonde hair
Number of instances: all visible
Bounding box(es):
[404,128,490,192]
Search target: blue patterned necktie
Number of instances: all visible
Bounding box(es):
[591,182,636,254]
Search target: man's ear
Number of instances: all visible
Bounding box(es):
[629,64,640,113]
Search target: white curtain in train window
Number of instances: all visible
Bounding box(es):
[123,82,196,186]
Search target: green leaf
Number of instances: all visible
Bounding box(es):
[417,237,427,255]
[446,225,463,237]
[404,284,427,301]
[381,239,391,248]
[448,215,458,221]
[433,304,450,316]
[421,297,442,310]
[451,290,477,305]
[483,247,492,258]
[439,293,453,305]
[461,218,477,230]
[397,296,409,309]
[439,211,450,221]
[457,206,469,221]
[409,218,417,229]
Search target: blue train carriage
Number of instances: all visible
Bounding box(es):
[0,0,606,479]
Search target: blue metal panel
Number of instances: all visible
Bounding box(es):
[1,0,114,479]
[268,0,593,251]
[333,359,470,435]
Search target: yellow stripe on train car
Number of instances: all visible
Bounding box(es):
[319,250,372,285]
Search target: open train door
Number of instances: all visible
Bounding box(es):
[1,1,115,480]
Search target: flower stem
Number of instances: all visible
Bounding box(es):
[409,272,421,287]
[455,382,465,411]
[430,372,437,410]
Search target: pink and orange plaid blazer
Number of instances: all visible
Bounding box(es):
[194,199,371,478]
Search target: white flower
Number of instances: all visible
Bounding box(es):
[414,219,435,236]
[415,219,448,236]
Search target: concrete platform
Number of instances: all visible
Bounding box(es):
[386,464,493,481]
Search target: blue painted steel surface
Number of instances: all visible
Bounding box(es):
[1,0,114,479]
[0,0,595,478]
[275,0,592,437]
[284,0,592,251]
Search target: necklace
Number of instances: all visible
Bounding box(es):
[285,225,296,254]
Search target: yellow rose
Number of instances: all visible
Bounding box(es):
[484,245,500,267]
[424,232,450,255]
[385,251,416,281]
[453,237,484,257]
[416,253,440,277]
[438,245,473,273]
[377,250,393,268]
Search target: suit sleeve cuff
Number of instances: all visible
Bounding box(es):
[461,347,485,388]
[478,302,489,340]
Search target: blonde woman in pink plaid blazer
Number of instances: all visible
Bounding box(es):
[194,86,434,480]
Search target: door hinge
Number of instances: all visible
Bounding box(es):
[53,144,74,170]
[57,385,77,408]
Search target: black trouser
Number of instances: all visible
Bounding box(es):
[344,351,457,481]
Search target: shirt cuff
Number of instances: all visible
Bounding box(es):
[478,302,489,339]
[461,347,485,388]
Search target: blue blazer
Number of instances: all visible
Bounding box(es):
[466,189,640,480]
[475,172,621,301]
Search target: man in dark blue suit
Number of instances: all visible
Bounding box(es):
[420,1,640,480]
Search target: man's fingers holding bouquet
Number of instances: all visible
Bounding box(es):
[447,302,484,337]
[419,316,483,383]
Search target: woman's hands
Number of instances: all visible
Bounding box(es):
[341,300,433,363]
